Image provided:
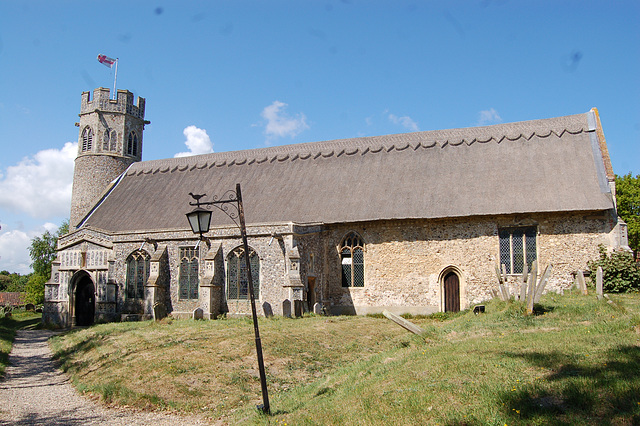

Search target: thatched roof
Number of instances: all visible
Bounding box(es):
[81,109,615,233]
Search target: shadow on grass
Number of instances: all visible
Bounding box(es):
[499,345,640,425]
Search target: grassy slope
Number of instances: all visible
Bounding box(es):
[51,294,640,425]
[0,311,42,377]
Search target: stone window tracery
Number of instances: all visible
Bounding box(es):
[126,250,150,300]
[81,126,93,152]
[339,232,365,287]
[179,247,199,300]
[110,130,117,151]
[127,131,138,156]
[227,246,260,300]
[499,226,537,274]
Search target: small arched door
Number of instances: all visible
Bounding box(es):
[443,271,460,313]
[75,275,95,326]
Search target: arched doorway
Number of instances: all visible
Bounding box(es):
[75,275,95,326]
[443,271,460,313]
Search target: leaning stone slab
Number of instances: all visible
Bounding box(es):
[382,310,424,335]
[596,266,603,300]
[262,302,274,318]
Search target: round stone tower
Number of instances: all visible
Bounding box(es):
[69,88,149,230]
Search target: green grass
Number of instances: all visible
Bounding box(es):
[50,294,640,425]
[0,310,42,377]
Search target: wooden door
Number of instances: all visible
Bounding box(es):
[444,272,460,312]
[307,277,316,309]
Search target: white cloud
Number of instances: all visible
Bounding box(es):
[261,101,309,140]
[0,222,61,274]
[0,228,31,274]
[174,125,214,158]
[477,108,502,126]
[388,113,419,132]
[0,142,76,219]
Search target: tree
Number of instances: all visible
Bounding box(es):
[24,274,47,305]
[28,220,69,278]
[616,173,640,260]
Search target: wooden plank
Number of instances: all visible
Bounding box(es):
[383,310,424,335]
[533,264,552,303]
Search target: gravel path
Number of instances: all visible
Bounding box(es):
[0,330,211,425]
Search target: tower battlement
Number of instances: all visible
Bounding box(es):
[80,87,146,119]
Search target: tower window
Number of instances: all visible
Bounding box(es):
[339,232,365,287]
[127,131,138,156]
[110,131,117,151]
[102,130,110,151]
[81,127,93,152]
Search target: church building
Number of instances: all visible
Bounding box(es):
[43,87,628,327]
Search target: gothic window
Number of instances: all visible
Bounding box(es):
[125,250,150,299]
[102,130,110,151]
[110,130,117,151]
[81,126,93,152]
[340,232,365,287]
[179,247,199,300]
[227,246,260,300]
[499,226,537,274]
[127,131,138,156]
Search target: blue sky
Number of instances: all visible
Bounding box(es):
[0,0,638,274]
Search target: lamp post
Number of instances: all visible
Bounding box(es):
[186,184,270,414]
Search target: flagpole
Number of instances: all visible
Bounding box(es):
[113,58,119,100]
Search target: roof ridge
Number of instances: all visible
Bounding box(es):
[128,112,589,176]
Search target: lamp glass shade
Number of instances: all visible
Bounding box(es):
[186,207,211,235]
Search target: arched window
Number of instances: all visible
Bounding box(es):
[127,131,138,156]
[109,130,117,151]
[81,127,93,152]
[125,250,150,299]
[339,232,365,287]
[102,130,109,150]
[179,247,199,300]
[227,246,260,300]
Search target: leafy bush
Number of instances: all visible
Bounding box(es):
[588,246,640,293]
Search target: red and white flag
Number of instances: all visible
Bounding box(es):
[97,54,117,68]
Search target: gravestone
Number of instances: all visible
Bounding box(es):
[313,302,322,315]
[25,303,35,311]
[282,299,291,318]
[294,300,303,318]
[596,266,603,299]
[262,302,274,318]
[577,270,588,295]
[193,307,203,320]
[153,303,166,321]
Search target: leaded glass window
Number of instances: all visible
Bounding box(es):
[179,247,199,300]
[81,126,93,152]
[127,131,138,156]
[227,246,260,300]
[125,250,150,299]
[340,232,365,287]
[499,226,537,274]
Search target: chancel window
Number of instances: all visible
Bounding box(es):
[127,131,138,156]
[227,246,260,300]
[340,232,365,287]
[81,126,93,152]
[125,250,150,300]
[179,247,199,300]
[499,226,537,274]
